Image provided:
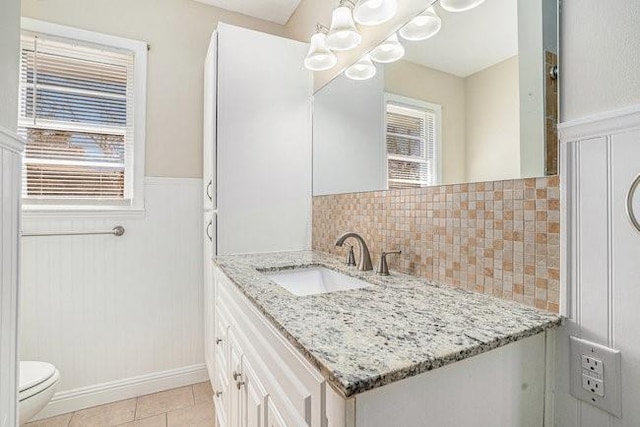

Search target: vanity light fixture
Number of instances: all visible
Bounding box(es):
[370,33,405,63]
[353,0,398,26]
[304,25,338,71]
[345,54,377,80]
[439,0,486,12]
[326,2,362,51]
[399,6,442,41]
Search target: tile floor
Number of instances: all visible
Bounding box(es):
[25,382,215,427]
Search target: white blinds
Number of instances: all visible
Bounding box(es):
[386,102,436,189]
[18,31,135,202]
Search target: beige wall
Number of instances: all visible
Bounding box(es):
[465,56,520,182]
[1,0,20,132]
[561,0,640,122]
[385,60,467,185]
[22,0,285,178]
[285,0,333,43]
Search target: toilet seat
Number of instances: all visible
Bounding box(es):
[19,361,60,402]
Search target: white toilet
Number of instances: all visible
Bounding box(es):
[19,361,60,424]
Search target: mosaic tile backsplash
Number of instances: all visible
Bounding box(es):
[312,176,560,313]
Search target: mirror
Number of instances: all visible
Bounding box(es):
[313,0,559,196]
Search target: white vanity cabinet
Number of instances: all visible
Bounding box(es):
[207,263,557,427]
[209,267,330,427]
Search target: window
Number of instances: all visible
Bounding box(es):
[385,94,441,189]
[18,19,147,211]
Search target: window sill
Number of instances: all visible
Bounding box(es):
[22,205,146,220]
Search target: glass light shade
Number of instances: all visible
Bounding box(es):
[304,33,338,71]
[399,7,442,41]
[353,0,398,26]
[370,33,405,63]
[326,6,362,51]
[345,54,377,80]
[439,0,486,12]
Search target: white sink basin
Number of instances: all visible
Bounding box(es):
[266,267,371,296]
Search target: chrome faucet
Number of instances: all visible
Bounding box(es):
[335,232,373,271]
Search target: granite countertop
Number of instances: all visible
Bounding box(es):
[214,250,561,398]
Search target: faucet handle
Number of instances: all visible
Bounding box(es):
[346,245,356,267]
[376,250,401,276]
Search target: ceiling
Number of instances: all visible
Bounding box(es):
[193,0,303,25]
[402,0,519,78]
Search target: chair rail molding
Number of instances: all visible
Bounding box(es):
[558,104,640,142]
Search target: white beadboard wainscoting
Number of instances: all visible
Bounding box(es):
[556,105,640,427]
[20,177,207,419]
[1,127,23,427]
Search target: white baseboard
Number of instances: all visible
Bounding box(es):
[32,364,209,421]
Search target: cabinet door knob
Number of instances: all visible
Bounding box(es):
[215,391,222,397]
[206,220,213,242]
[206,180,213,201]
[236,380,245,390]
[216,338,222,344]
[232,371,241,381]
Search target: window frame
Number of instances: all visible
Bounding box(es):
[19,18,147,215]
[384,93,443,189]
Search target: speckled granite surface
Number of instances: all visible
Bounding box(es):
[214,251,561,398]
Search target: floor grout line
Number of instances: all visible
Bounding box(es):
[133,396,139,421]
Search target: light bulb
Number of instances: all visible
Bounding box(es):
[399,7,442,41]
[345,54,377,80]
[304,32,338,71]
[439,0,486,12]
[353,0,398,26]
[326,6,362,51]
[370,33,405,63]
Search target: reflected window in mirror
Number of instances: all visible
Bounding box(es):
[386,94,441,189]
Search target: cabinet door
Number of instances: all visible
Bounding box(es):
[214,285,232,426]
[241,356,268,427]
[229,329,243,427]
[266,398,288,427]
[217,23,311,255]
[215,367,230,427]
[204,213,215,379]
[203,32,217,211]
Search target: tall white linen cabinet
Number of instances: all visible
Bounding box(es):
[201,23,312,427]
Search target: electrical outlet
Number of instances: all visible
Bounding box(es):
[582,354,604,375]
[582,372,605,397]
[570,336,622,418]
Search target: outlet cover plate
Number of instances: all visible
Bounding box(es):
[570,336,622,418]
